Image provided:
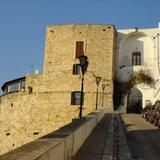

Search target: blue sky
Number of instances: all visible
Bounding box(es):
[0,0,160,92]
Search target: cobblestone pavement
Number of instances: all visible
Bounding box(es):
[72,113,113,160]
[121,114,160,160]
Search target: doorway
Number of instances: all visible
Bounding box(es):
[127,88,142,113]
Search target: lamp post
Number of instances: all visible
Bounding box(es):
[102,84,105,107]
[95,76,102,110]
[79,55,89,119]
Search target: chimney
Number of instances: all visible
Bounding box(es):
[34,70,39,74]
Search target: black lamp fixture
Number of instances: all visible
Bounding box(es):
[96,76,102,86]
[95,76,102,110]
[79,55,89,75]
[79,55,89,119]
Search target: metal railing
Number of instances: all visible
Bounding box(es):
[118,58,157,68]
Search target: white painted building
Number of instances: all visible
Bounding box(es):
[116,23,160,111]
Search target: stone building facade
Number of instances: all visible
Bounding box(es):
[0,24,116,155]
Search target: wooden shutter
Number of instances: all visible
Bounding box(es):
[71,92,75,105]
[76,41,84,58]
[73,64,76,75]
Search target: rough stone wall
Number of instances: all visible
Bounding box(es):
[43,24,116,105]
[0,24,116,155]
[0,90,79,154]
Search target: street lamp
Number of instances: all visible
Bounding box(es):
[102,84,105,107]
[79,55,89,119]
[95,76,102,110]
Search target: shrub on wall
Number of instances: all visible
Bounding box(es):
[113,69,154,110]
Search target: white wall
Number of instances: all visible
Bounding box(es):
[117,27,160,108]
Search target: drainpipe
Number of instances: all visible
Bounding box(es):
[157,33,160,76]
[153,33,160,97]
[153,33,160,76]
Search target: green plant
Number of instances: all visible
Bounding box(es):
[130,69,154,86]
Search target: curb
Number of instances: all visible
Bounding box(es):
[113,114,133,160]
[102,114,114,160]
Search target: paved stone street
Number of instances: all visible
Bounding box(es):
[72,113,113,160]
[72,113,160,160]
[121,114,160,160]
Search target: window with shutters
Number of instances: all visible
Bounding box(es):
[71,91,84,105]
[132,52,141,65]
[73,64,81,75]
[75,41,84,58]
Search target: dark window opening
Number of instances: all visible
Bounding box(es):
[71,91,84,105]
[28,86,33,94]
[33,132,39,135]
[132,52,141,65]
[6,133,10,136]
[73,64,81,75]
[75,41,84,58]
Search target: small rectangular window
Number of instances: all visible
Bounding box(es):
[71,91,84,105]
[73,64,81,75]
[75,41,84,58]
[33,132,39,135]
[6,133,10,136]
[132,52,141,66]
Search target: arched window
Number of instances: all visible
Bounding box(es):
[132,52,141,65]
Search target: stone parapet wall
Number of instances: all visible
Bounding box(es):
[0,108,108,160]
[0,89,110,155]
